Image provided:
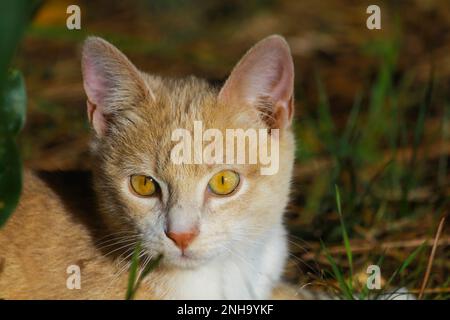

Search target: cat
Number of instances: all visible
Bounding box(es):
[0,35,299,299]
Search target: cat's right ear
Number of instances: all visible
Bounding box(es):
[81,37,154,136]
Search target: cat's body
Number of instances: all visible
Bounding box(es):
[0,35,298,299]
[0,170,129,299]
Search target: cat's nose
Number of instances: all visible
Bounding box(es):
[165,229,199,251]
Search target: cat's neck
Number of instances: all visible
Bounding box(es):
[148,224,287,299]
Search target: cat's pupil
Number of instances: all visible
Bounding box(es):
[221,175,224,185]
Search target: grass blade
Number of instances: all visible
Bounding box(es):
[135,254,163,290]
[418,217,446,299]
[125,242,163,300]
[335,185,353,289]
[383,241,426,295]
[125,242,141,300]
[321,239,354,300]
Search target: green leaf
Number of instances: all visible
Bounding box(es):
[0,0,37,227]
[0,0,36,89]
[0,70,26,135]
[0,136,22,227]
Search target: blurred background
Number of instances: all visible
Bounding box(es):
[3,0,450,298]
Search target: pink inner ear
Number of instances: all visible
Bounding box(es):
[82,56,109,135]
[82,57,108,108]
[82,40,116,135]
[87,100,107,135]
[218,35,294,128]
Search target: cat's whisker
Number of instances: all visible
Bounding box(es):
[115,246,139,269]
[287,234,314,248]
[286,238,308,252]
[228,232,321,280]
[97,237,140,252]
[287,252,320,275]
[286,236,323,274]
[230,235,264,248]
[102,247,141,296]
[96,234,140,246]
[108,249,157,298]
[103,241,139,259]
[137,251,155,282]
[95,230,139,243]
[96,236,141,250]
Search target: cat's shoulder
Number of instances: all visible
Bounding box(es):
[12,169,96,225]
[0,169,101,249]
[0,169,119,299]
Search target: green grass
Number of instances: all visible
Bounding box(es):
[290,36,448,298]
[319,185,428,300]
[125,242,163,300]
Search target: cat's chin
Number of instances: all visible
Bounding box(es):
[163,252,212,269]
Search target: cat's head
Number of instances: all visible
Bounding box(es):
[81,35,295,269]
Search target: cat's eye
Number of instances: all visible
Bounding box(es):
[208,170,240,196]
[130,175,158,197]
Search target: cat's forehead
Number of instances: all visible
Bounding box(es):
[135,75,259,135]
[140,76,217,126]
[108,76,261,182]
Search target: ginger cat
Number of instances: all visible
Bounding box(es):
[0,35,298,299]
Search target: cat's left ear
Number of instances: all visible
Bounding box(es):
[218,35,294,129]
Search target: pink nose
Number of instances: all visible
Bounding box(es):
[165,230,198,251]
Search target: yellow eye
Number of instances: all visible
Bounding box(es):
[130,175,157,197]
[208,170,240,196]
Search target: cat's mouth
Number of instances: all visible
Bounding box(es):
[141,236,218,269]
[163,250,210,269]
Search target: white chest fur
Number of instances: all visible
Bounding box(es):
[162,225,287,299]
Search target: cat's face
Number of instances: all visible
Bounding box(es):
[82,36,295,269]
